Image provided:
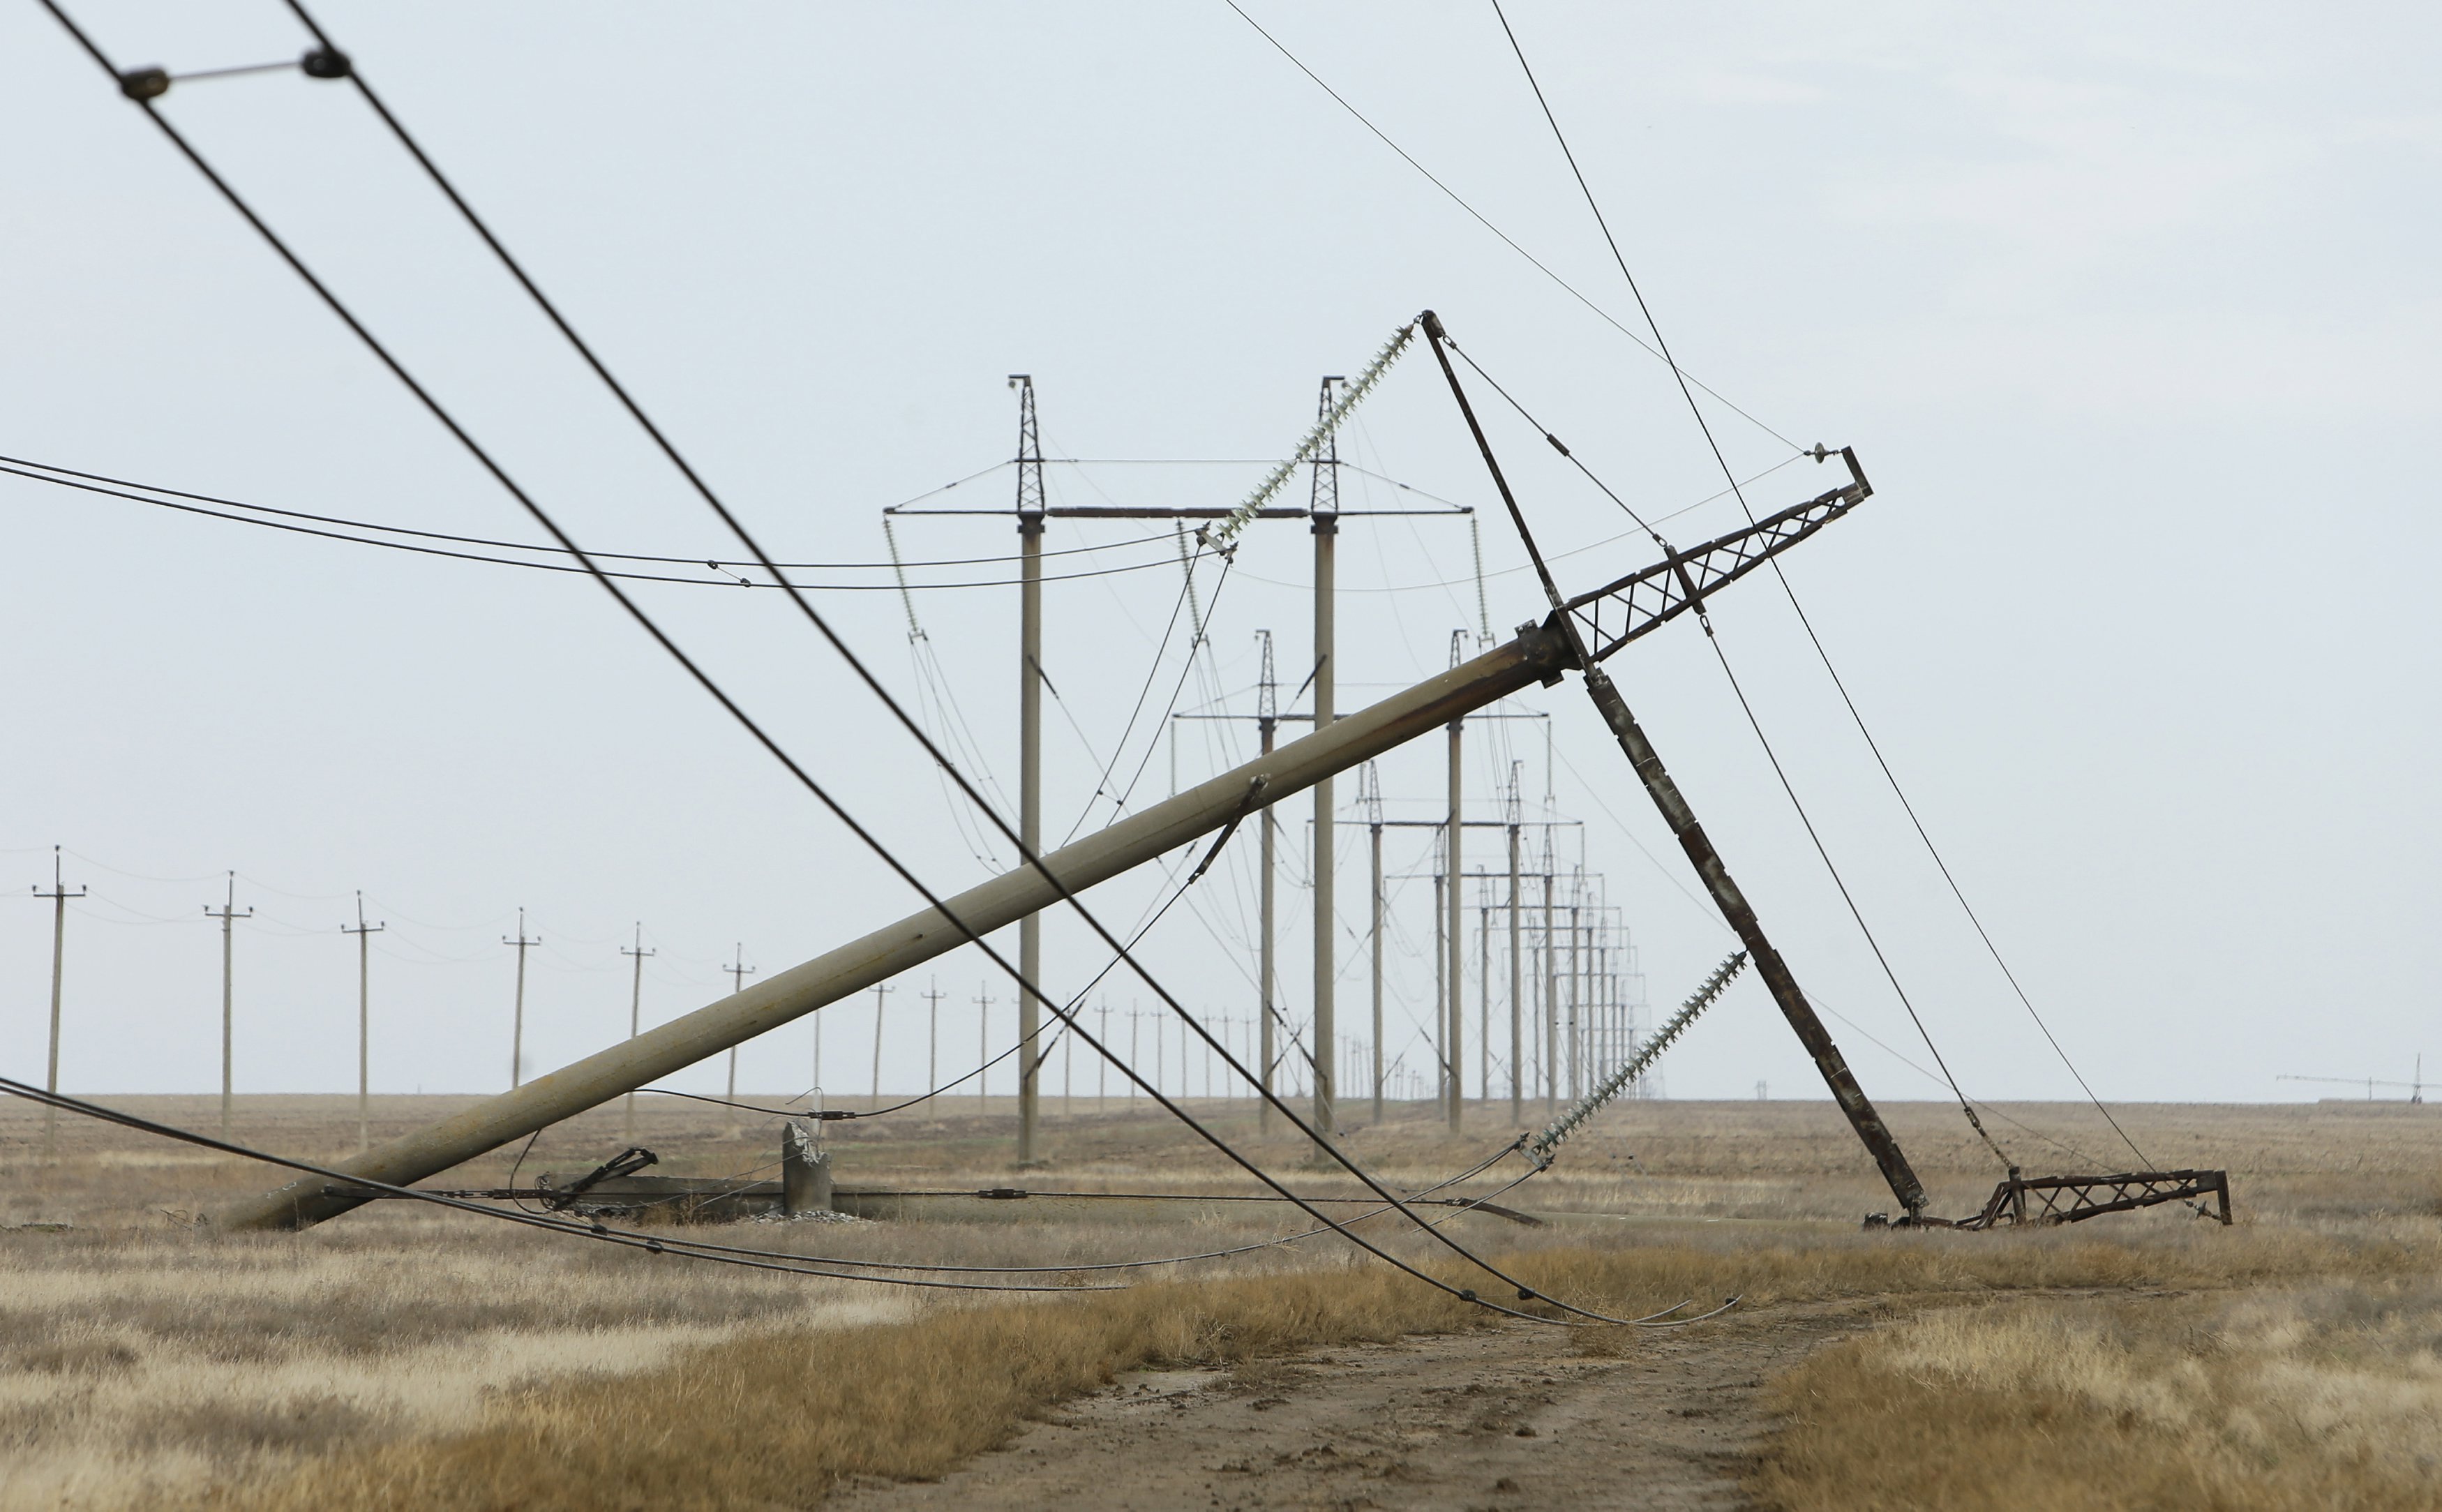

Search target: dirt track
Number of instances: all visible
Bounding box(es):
[829,1300,1869,1511]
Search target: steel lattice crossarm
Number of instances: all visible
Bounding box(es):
[1527,951,1746,1169]
[1561,450,1871,667]
[1956,1168,2233,1230]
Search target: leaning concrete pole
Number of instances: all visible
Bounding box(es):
[218,628,1573,1231]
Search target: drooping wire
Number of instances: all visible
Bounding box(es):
[1056,541,1213,844]
[0,460,1178,592]
[1488,2,2151,1172]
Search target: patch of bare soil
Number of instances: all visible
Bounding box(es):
[827,1300,1869,1511]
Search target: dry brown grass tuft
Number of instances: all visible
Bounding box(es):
[9,1095,2437,1509]
[203,1227,2441,1512]
[1753,1283,2442,1511]
[217,1267,1482,1511]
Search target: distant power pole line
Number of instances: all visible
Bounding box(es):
[204,872,251,1139]
[31,847,84,1159]
[921,978,945,1100]
[870,982,893,1101]
[342,892,384,1153]
[724,944,756,1107]
[973,986,994,1108]
[504,908,539,1090]
[620,923,654,1141]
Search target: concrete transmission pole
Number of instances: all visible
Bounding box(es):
[343,892,384,1153]
[32,848,83,1160]
[204,873,250,1139]
[722,944,756,1109]
[1445,631,1466,1132]
[1477,888,1492,1102]
[1365,763,1385,1124]
[973,986,994,1109]
[922,978,945,1096]
[620,924,654,1141]
[1542,849,1559,1116]
[504,908,539,1091]
[1310,374,1342,1145]
[870,982,892,1101]
[1495,767,1514,1123]
[1257,631,1279,1133]
[1012,373,1047,1167]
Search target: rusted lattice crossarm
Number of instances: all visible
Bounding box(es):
[1561,449,1871,666]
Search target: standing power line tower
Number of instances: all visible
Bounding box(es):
[343,892,384,1153]
[204,872,251,1139]
[1011,373,1048,1166]
[620,924,654,1140]
[504,908,539,1091]
[31,848,84,1159]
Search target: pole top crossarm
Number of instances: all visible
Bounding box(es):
[1557,450,1871,666]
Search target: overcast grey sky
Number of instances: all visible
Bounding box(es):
[4,3,2436,1125]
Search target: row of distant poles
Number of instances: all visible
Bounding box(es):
[24,833,1646,1161]
[884,377,1649,1162]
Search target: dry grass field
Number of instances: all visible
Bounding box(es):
[2,1090,2436,1509]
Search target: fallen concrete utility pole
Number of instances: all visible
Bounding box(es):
[220,486,1867,1232]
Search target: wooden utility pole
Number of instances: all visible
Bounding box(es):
[620,924,654,1141]
[32,848,84,1159]
[343,892,384,1153]
[504,908,539,1091]
[204,872,250,1139]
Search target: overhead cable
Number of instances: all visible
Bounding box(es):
[1490,3,2150,1171]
